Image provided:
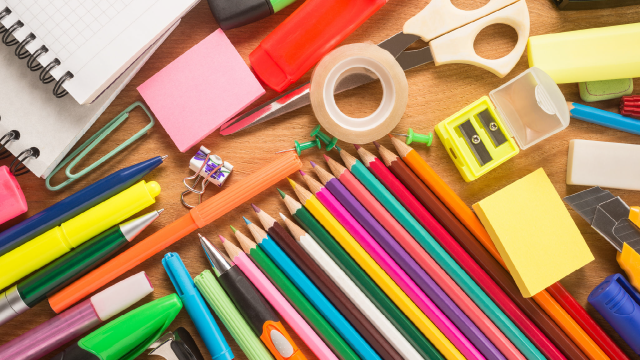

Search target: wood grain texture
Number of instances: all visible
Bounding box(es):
[1,1,640,358]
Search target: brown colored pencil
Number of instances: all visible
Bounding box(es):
[250,204,404,360]
[374,143,589,360]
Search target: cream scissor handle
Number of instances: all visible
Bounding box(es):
[429,1,529,78]
[404,0,520,42]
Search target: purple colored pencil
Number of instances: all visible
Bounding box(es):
[310,161,505,360]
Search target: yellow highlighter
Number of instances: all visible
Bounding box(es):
[0,180,161,289]
[564,187,640,292]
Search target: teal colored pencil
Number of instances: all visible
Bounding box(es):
[340,149,545,360]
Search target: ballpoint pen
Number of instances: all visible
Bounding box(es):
[0,210,162,326]
[200,235,306,360]
[163,252,233,360]
[0,271,153,360]
[50,293,182,360]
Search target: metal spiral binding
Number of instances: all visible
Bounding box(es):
[9,147,39,176]
[27,45,48,71]
[0,7,10,34]
[40,58,60,84]
[0,128,20,160]
[2,20,23,46]
[53,71,73,98]
[15,32,35,59]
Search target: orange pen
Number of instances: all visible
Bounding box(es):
[391,136,623,360]
[49,152,302,313]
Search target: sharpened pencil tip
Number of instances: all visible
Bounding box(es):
[277,188,286,198]
[243,216,251,225]
[388,134,394,138]
[251,203,260,213]
[279,213,287,222]
[219,235,227,242]
[299,170,306,176]
[288,178,296,189]
[310,161,316,168]
[353,144,362,150]
[323,154,331,161]
[373,141,381,149]
[230,226,236,233]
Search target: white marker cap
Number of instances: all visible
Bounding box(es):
[90,272,154,321]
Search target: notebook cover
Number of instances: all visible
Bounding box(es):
[137,29,265,152]
[472,168,594,297]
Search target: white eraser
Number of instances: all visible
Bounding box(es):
[567,139,640,191]
[90,271,154,321]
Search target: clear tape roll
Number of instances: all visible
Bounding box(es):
[310,43,408,144]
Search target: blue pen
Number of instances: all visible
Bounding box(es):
[244,218,381,360]
[568,102,640,136]
[0,156,165,256]
[163,252,234,360]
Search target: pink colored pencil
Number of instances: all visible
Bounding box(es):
[299,171,484,360]
[222,238,338,360]
[324,154,525,360]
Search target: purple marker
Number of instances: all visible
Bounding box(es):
[310,161,505,360]
[0,272,153,360]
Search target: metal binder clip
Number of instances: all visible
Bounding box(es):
[181,146,233,209]
[9,147,39,176]
[45,101,155,191]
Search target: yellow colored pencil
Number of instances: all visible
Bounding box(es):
[288,178,464,360]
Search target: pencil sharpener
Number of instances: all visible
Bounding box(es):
[435,68,569,182]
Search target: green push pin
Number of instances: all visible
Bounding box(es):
[276,138,321,156]
[310,125,340,151]
[392,128,433,146]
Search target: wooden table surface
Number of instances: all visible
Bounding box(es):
[2,0,640,359]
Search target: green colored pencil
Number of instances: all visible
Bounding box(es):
[279,189,444,360]
[232,227,359,360]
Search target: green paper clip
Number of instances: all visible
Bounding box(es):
[45,101,155,191]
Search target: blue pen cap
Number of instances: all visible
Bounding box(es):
[162,252,234,360]
[588,273,640,355]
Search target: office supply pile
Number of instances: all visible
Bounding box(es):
[1,0,640,359]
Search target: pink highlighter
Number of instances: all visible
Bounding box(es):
[0,165,27,224]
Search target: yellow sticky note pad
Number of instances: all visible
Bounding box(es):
[472,168,594,297]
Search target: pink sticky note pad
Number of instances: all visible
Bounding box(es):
[138,29,265,152]
[0,166,27,225]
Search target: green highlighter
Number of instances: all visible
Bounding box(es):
[51,294,182,360]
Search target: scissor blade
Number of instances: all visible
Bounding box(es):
[396,46,434,71]
[220,71,379,135]
[378,32,421,58]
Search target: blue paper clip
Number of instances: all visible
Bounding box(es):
[45,101,155,191]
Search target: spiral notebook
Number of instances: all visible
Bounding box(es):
[0,0,198,105]
[0,20,179,178]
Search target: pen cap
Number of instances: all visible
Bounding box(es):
[588,273,640,354]
[489,67,570,150]
[0,165,27,225]
[79,293,182,360]
[91,271,153,321]
[207,0,272,30]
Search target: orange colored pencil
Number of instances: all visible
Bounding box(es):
[391,136,625,360]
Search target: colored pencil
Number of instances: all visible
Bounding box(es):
[391,136,628,360]
[244,218,382,360]
[376,143,599,360]
[366,143,586,360]
[341,148,549,360]
[232,230,356,360]
[280,190,444,360]
[281,213,426,360]
[222,237,339,360]
[288,179,465,360]
[324,154,525,360]
[252,205,403,360]
[50,152,302,313]
[309,163,503,360]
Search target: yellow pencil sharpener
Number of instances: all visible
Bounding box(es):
[435,68,570,182]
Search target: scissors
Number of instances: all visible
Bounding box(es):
[220,0,530,135]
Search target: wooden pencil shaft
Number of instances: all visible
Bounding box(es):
[383,155,587,360]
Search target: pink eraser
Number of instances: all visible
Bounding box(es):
[138,29,265,152]
[0,166,27,224]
